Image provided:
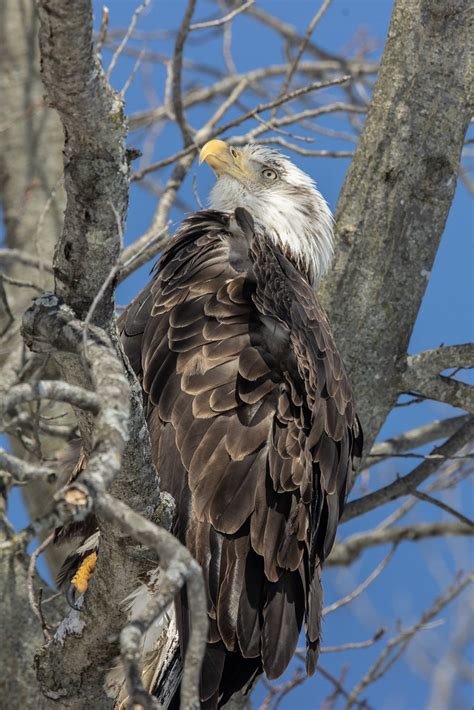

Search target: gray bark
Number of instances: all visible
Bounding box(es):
[321,0,473,451]
[0,0,72,576]
[0,0,472,708]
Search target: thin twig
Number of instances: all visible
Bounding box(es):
[120,47,145,97]
[343,572,474,709]
[320,630,386,654]
[323,546,396,614]
[106,0,150,79]
[342,416,474,523]
[316,665,373,710]
[0,249,53,273]
[96,5,110,53]
[273,0,333,111]
[172,0,197,146]
[0,273,43,293]
[27,531,55,642]
[190,0,255,31]
[411,489,474,528]
[329,522,472,566]
[367,415,469,465]
[132,74,350,181]
[253,136,353,158]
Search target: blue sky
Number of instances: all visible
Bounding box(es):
[4,1,473,708]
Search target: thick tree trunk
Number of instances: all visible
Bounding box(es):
[322,0,472,451]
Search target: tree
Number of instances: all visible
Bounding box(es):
[0,1,472,708]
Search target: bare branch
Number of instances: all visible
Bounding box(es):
[27,532,56,643]
[368,415,470,464]
[328,522,472,566]
[189,0,255,31]
[132,74,350,181]
[21,293,206,708]
[2,381,100,421]
[0,249,53,274]
[274,0,333,106]
[129,63,373,133]
[172,0,197,146]
[95,6,110,53]
[411,489,474,528]
[342,416,474,522]
[405,344,474,377]
[98,493,207,710]
[252,137,353,158]
[316,666,374,710]
[106,0,150,80]
[400,345,474,412]
[0,448,56,483]
[323,546,396,614]
[343,571,474,709]
[320,631,386,654]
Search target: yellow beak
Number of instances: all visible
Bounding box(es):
[199,139,248,180]
[199,139,228,167]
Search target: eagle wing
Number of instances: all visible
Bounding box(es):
[119,209,362,702]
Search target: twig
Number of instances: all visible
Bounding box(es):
[342,416,474,522]
[368,415,469,465]
[120,47,145,97]
[0,448,56,483]
[129,63,372,132]
[343,572,474,709]
[367,451,474,461]
[2,381,100,421]
[106,0,150,79]
[401,345,474,412]
[118,224,171,282]
[27,531,55,642]
[411,489,474,528]
[190,0,255,30]
[98,493,207,710]
[132,74,351,181]
[192,174,204,209]
[316,665,373,710]
[259,668,306,710]
[273,0,333,111]
[95,5,110,53]
[323,546,396,614]
[328,522,472,566]
[253,137,353,158]
[172,0,197,146]
[0,273,43,293]
[320,630,386,654]
[0,249,53,273]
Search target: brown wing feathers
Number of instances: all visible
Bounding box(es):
[119,208,362,704]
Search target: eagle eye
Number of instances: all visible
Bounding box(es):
[262,167,278,181]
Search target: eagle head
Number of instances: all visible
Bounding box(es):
[199,139,334,285]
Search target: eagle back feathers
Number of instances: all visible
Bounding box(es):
[119,208,362,704]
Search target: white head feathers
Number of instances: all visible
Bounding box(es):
[203,142,334,286]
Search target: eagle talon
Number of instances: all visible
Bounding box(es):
[66,584,83,611]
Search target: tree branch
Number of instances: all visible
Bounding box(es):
[37,0,129,327]
[320,0,473,451]
[342,416,474,522]
[368,415,470,465]
[328,522,472,566]
[343,571,474,709]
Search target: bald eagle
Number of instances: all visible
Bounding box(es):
[59,141,362,708]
